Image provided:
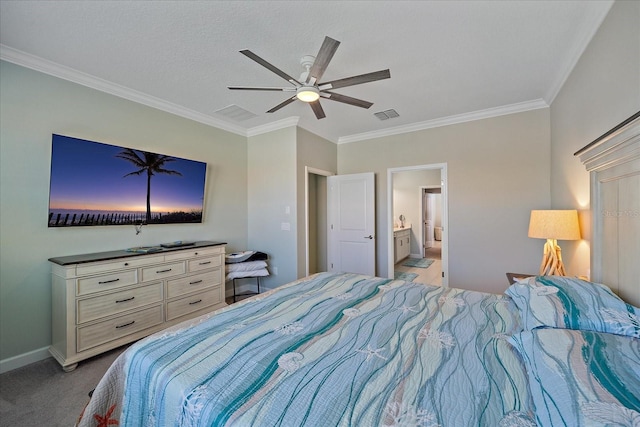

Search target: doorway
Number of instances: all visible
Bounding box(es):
[305,168,376,278]
[305,167,333,276]
[421,186,441,255]
[387,164,448,287]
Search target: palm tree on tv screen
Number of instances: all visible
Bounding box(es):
[116,149,182,222]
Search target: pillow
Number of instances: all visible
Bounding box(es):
[505,276,640,338]
[508,328,640,427]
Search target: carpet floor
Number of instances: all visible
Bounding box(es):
[0,345,128,426]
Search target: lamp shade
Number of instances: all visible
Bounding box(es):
[528,210,581,240]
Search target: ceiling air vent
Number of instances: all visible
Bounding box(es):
[213,104,258,122]
[374,109,400,121]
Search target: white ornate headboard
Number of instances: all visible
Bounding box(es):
[575,111,640,307]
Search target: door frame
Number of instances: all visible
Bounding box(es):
[420,186,441,257]
[387,163,448,286]
[304,166,334,277]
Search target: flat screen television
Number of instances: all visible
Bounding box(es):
[48,134,207,227]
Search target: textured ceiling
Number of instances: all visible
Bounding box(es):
[0,1,613,142]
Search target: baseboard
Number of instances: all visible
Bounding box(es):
[0,346,51,374]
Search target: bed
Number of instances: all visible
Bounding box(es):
[76,272,639,427]
[77,113,640,427]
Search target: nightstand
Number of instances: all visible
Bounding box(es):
[506,272,535,285]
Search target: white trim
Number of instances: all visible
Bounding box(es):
[338,99,548,144]
[419,185,441,258]
[247,117,300,137]
[387,163,448,286]
[0,44,247,137]
[0,346,51,374]
[1,44,552,145]
[304,167,335,277]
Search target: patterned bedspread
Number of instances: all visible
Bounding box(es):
[77,272,533,426]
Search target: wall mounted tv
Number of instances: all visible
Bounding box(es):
[48,134,207,227]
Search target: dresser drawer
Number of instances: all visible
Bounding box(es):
[76,304,163,352]
[188,255,222,273]
[76,255,164,276]
[140,261,185,282]
[77,269,138,296]
[77,282,164,324]
[166,269,222,299]
[166,287,222,321]
[164,245,223,261]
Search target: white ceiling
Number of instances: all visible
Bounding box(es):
[0,1,613,143]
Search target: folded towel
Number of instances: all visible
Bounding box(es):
[225,251,268,264]
[226,261,267,273]
[226,268,269,281]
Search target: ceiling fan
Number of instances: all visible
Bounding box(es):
[228,36,391,119]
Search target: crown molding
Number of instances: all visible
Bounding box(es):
[1,44,553,145]
[0,44,247,137]
[337,99,549,144]
[246,116,300,137]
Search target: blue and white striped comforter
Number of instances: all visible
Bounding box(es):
[78,272,533,426]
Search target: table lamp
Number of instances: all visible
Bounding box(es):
[528,210,581,276]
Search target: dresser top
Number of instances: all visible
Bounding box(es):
[48,241,226,266]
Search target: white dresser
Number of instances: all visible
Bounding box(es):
[49,241,226,371]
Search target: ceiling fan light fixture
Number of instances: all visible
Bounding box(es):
[296,86,320,103]
[230,36,390,119]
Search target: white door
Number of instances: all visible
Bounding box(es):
[423,191,435,250]
[327,172,375,275]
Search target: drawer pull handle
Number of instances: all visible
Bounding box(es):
[190,280,203,285]
[156,268,172,273]
[199,261,211,265]
[189,299,203,305]
[115,320,135,329]
[115,296,135,303]
[98,278,120,284]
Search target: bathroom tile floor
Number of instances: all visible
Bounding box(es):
[394,241,442,286]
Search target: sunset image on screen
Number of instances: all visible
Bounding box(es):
[48,135,207,227]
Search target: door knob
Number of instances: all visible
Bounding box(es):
[364,235,374,239]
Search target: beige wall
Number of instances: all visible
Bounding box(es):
[296,128,337,277]
[338,109,551,293]
[247,127,298,287]
[247,125,336,285]
[550,0,640,278]
[0,61,248,362]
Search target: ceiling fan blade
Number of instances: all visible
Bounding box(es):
[240,50,301,85]
[307,36,340,84]
[321,91,373,109]
[309,100,326,119]
[266,95,298,113]
[319,69,391,90]
[228,86,295,92]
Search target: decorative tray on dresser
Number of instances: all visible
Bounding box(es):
[48,241,226,371]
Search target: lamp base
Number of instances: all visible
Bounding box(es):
[539,238,567,276]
